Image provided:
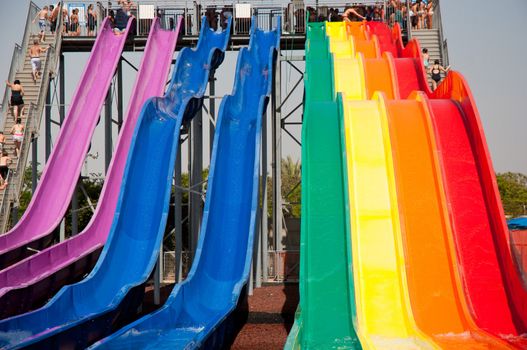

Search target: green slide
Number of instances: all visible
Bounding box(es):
[284,22,361,349]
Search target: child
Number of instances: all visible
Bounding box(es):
[29,38,49,82]
[32,6,49,42]
[422,48,430,70]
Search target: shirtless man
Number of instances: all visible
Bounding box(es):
[342,6,366,22]
[29,39,48,82]
[32,6,49,42]
[10,118,24,157]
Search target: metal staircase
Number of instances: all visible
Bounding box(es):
[0,2,63,232]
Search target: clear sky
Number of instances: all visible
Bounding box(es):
[0,0,526,176]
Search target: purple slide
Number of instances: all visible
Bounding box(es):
[0,18,133,270]
[0,18,180,318]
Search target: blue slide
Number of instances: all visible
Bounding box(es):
[0,18,231,350]
[90,18,280,350]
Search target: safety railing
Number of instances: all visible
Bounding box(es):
[0,103,36,232]
[0,3,64,232]
[1,45,23,123]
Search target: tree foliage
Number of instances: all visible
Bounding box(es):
[496,172,527,217]
[266,156,301,218]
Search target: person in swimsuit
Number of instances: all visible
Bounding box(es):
[32,6,49,42]
[428,59,450,91]
[5,80,24,121]
[29,38,49,82]
[69,8,80,36]
[87,4,98,36]
[10,118,24,157]
[49,4,61,34]
[62,7,69,34]
[426,0,434,29]
[342,6,366,22]
[0,132,5,153]
[422,48,430,69]
[0,150,11,185]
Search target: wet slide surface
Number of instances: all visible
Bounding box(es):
[0,18,133,270]
[284,22,361,350]
[90,18,279,350]
[0,18,230,350]
[0,18,179,319]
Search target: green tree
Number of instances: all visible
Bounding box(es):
[496,172,527,217]
[266,156,301,218]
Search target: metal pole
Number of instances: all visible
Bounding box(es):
[59,54,65,124]
[174,143,182,282]
[117,59,123,132]
[272,54,283,253]
[71,180,79,235]
[261,110,269,283]
[31,135,38,194]
[105,82,112,173]
[154,247,161,305]
[189,107,203,261]
[11,207,18,226]
[45,79,51,160]
[209,76,215,157]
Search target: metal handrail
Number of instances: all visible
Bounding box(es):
[0,103,36,232]
[0,3,64,232]
[433,0,449,66]
[1,45,22,122]
[20,2,42,71]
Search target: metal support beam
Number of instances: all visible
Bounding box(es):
[209,77,215,156]
[11,207,18,227]
[189,107,203,261]
[261,109,269,284]
[31,135,38,194]
[104,83,112,173]
[154,246,161,305]
[45,79,52,160]
[71,179,79,235]
[174,143,182,282]
[272,55,283,252]
[117,59,123,132]
[59,54,65,123]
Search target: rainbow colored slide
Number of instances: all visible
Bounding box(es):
[287,20,527,349]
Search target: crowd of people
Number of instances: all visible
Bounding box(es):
[32,2,100,38]
[305,0,435,31]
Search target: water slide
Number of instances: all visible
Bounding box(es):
[0,18,231,349]
[288,24,519,349]
[284,22,361,349]
[89,18,279,350]
[367,22,527,345]
[0,18,179,320]
[0,18,133,270]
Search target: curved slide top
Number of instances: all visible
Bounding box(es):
[0,17,231,350]
[0,18,180,319]
[285,22,361,350]
[0,17,134,270]
[90,17,279,350]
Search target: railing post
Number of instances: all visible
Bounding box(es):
[105,82,112,173]
[45,80,52,160]
[32,134,38,194]
[59,54,65,123]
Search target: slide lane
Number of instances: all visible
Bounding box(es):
[385,93,513,349]
[0,18,180,320]
[430,72,527,346]
[89,18,279,349]
[284,22,361,350]
[0,18,230,350]
[340,94,437,349]
[0,18,134,270]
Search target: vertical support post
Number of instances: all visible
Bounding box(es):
[31,135,38,194]
[209,76,215,156]
[11,207,18,226]
[117,59,123,132]
[59,54,65,124]
[154,248,161,305]
[261,108,269,283]
[174,143,182,282]
[105,82,113,173]
[272,54,283,255]
[189,107,203,261]
[45,79,52,160]
[71,180,79,235]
